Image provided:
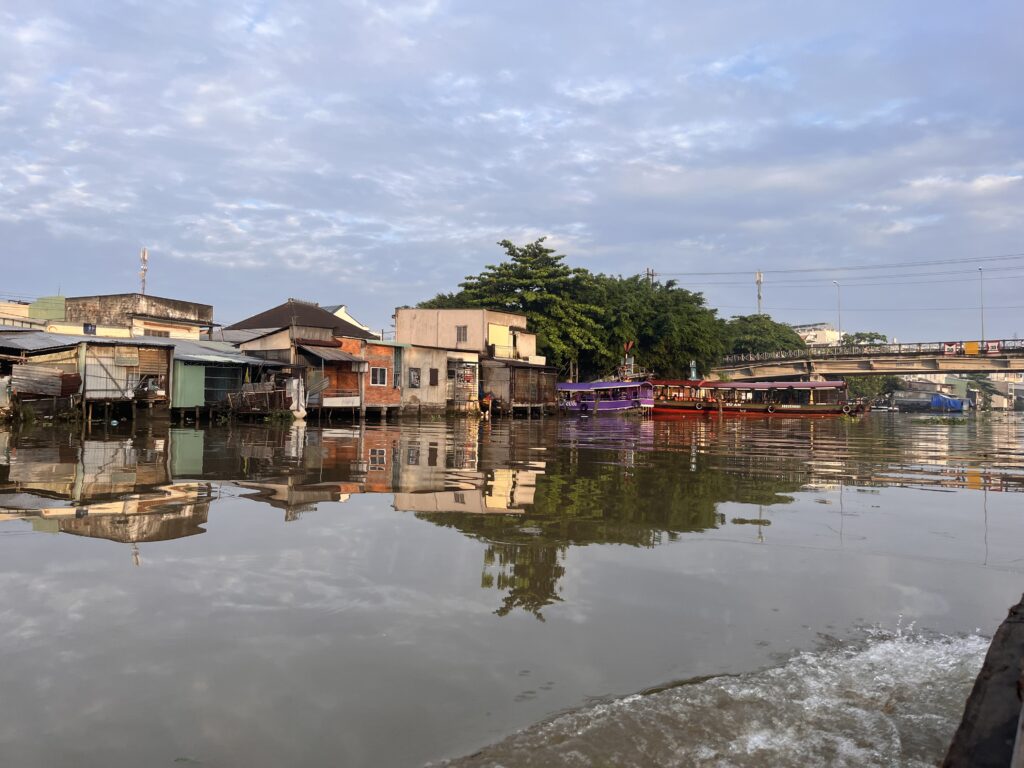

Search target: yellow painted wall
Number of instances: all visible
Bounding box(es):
[487,323,511,347]
[45,322,131,338]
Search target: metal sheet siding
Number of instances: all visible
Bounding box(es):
[84,347,133,400]
[172,362,205,408]
[11,365,64,396]
[137,347,167,375]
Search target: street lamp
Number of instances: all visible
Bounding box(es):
[832,280,842,345]
[979,267,986,343]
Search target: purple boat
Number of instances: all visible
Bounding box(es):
[557,381,655,413]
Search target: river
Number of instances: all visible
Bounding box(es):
[1,413,1022,767]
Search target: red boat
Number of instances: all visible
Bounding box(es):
[651,380,865,417]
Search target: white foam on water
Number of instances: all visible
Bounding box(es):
[439,629,988,768]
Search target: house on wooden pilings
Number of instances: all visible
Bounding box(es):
[0,331,174,420]
[394,308,556,416]
[223,299,406,419]
[0,331,281,423]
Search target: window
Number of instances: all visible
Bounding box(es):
[371,367,387,386]
[146,330,170,338]
[369,448,386,470]
[83,323,97,335]
[429,368,439,386]
[408,367,421,388]
[454,492,465,505]
[456,325,468,343]
[407,447,420,465]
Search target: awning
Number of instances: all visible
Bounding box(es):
[299,345,364,363]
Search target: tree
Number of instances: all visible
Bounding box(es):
[844,375,902,400]
[724,315,806,355]
[419,238,605,371]
[418,239,728,378]
[964,373,999,410]
[844,331,888,345]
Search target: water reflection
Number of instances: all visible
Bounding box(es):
[2,415,1023,615]
[2,415,1024,767]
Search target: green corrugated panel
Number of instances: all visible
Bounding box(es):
[28,295,65,320]
[172,361,205,408]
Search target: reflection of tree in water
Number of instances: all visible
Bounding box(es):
[420,448,804,619]
[484,541,565,621]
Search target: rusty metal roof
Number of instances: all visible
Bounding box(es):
[298,344,364,363]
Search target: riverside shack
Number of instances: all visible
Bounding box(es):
[0,331,174,419]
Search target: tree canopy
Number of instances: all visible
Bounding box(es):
[843,331,888,345]
[723,314,807,356]
[419,239,823,379]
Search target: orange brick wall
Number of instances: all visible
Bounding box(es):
[337,338,402,406]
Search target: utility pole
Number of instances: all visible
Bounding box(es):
[832,280,842,343]
[645,267,655,287]
[755,271,763,315]
[139,247,149,295]
[979,267,985,342]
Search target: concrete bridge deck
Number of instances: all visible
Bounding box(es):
[713,339,1024,381]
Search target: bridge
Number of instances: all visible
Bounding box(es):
[712,339,1024,381]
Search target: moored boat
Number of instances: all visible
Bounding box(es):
[651,380,865,417]
[557,381,654,413]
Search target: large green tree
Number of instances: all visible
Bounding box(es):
[420,238,605,371]
[844,331,888,345]
[724,315,806,355]
[844,375,903,400]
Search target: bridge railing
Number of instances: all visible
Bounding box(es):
[720,338,1024,366]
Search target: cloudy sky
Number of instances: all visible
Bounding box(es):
[2,0,1021,339]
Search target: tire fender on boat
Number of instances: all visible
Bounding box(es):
[766,405,775,414]
[842,404,852,414]
[695,401,704,410]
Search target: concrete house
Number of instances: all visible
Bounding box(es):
[394,308,556,415]
[31,293,216,339]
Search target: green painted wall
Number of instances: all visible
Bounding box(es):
[29,295,65,320]
[172,362,205,408]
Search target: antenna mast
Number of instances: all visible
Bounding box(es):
[139,247,149,295]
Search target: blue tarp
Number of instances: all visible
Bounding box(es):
[930,393,965,412]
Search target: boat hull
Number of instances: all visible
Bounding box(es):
[653,401,863,418]
[563,398,654,413]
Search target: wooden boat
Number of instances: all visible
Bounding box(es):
[557,381,655,413]
[651,380,865,417]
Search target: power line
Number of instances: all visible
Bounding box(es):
[656,251,1024,277]
[715,303,1024,313]
[682,265,1024,287]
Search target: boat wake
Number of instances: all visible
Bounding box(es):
[438,628,987,768]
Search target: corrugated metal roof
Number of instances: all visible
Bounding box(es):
[214,327,283,343]
[298,344,364,363]
[0,332,176,352]
[170,339,275,366]
[703,381,846,390]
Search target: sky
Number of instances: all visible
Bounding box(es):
[1,0,1022,341]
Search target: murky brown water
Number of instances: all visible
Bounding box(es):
[1,413,1022,767]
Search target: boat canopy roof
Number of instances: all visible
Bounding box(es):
[702,380,847,390]
[557,381,653,392]
[650,379,706,387]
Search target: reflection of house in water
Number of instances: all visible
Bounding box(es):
[0,430,211,563]
[9,483,212,565]
[1,434,170,501]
